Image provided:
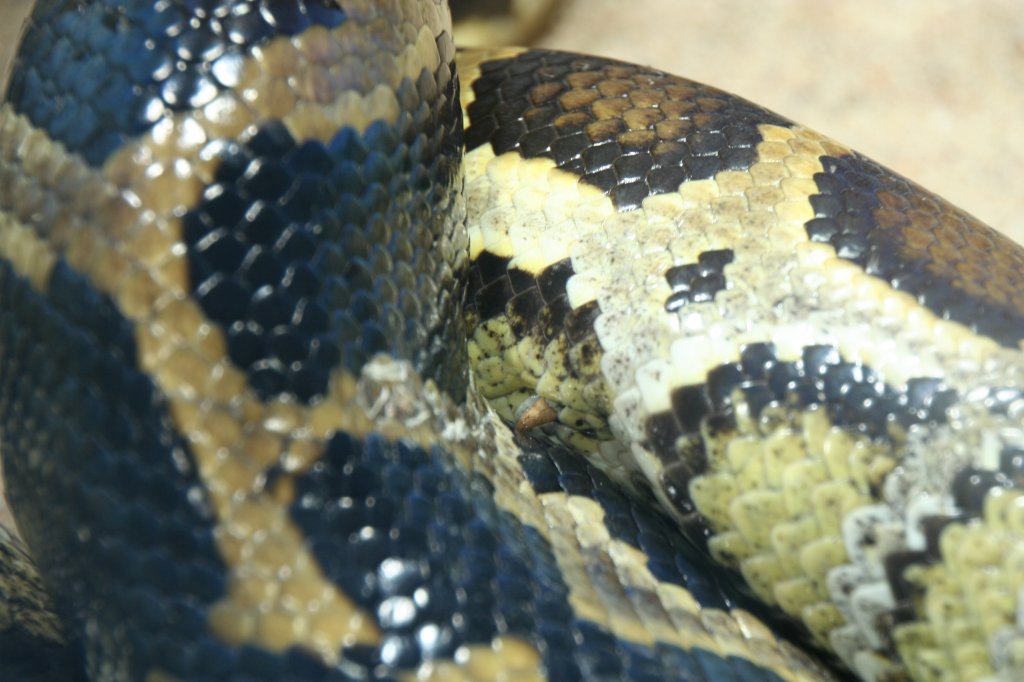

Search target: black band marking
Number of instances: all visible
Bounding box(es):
[664,249,735,312]
[465,50,791,210]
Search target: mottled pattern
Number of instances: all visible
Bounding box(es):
[0,258,229,680]
[464,49,791,209]
[807,153,1024,346]
[183,68,463,403]
[4,2,1024,682]
[465,249,611,453]
[647,343,952,468]
[460,44,1024,682]
[0,526,78,681]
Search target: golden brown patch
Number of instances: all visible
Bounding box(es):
[515,397,557,432]
[874,177,1024,323]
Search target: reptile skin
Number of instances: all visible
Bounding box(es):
[2,2,1023,682]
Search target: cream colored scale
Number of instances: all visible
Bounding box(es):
[462,117,1024,681]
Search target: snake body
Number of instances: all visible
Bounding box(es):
[2,2,1024,681]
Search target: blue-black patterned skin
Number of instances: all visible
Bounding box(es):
[656,342,958,447]
[49,0,464,401]
[519,446,760,610]
[8,0,348,167]
[0,257,803,681]
[289,434,794,682]
[0,260,228,681]
[183,103,464,403]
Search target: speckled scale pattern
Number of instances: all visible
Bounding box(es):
[459,37,1024,682]
[467,253,575,338]
[647,343,953,525]
[7,0,348,167]
[464,49,792,210]
[807,153,1024,347]
[0,1,849,681]
[465,251,612,450]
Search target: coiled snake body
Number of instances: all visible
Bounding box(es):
[2,2,1024,681]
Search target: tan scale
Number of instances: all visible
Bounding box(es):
[458,394,836,680]
[531,491,837,681]
[463,139,625,462]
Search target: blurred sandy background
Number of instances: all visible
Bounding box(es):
[539,1,1024,241]
[0,2,1021,528]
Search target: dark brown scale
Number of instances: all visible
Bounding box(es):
[922,514,966,558]
[660,448,711,517]
[564,300,601,344]
[807,153,1024,347]
[473,273,516,321]
[881,513,966,628]
[1000,446,1024,480]
[884,549,931,624]
[669,384,713,434]
[645,411,687,456]
[537,259,574,301]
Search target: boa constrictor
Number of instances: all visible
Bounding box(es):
[2,2,1023,681]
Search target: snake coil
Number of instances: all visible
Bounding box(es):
[2,2,1024,682]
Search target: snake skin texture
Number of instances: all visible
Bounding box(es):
[1,2,1023,681]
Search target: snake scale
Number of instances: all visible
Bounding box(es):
[2,1,1024,681]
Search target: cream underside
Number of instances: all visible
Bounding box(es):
[464,124,1024,682]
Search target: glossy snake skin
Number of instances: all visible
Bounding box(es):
[1,2,1023,681]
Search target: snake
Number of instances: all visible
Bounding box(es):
[1,1,1024,681]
